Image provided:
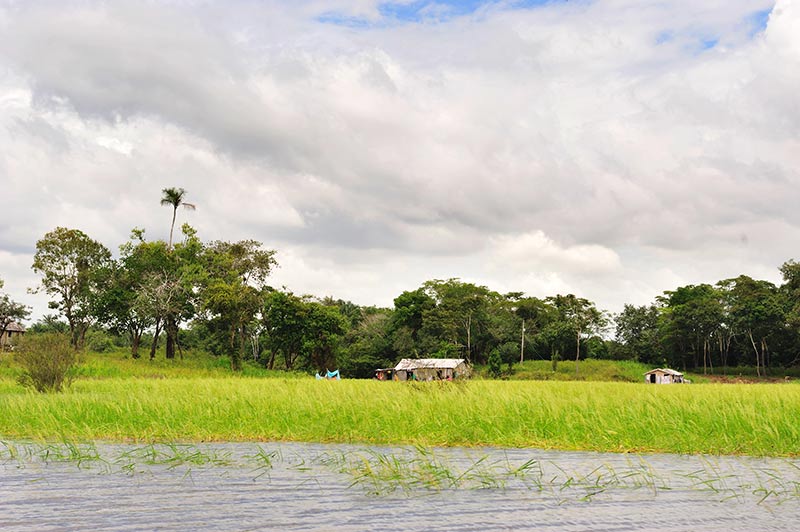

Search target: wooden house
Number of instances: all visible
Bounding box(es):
[392,358,471,381]
[644,368,685,384]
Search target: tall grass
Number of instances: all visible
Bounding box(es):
[493,359,653,382]
[0,348,301,380]
[1,378,799,456]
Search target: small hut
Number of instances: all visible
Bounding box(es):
[644,368,685,384]
[1,322,25,350]
[392,358,471,381]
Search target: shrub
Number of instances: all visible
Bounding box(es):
[488,348,503,379]
[15,333,79,393]
[84,329,115,353]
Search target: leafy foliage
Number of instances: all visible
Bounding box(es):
[31,227,112,349]
[23,194,800,378]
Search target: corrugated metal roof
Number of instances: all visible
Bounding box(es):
[644,368,683,376]
[394,358,466,371]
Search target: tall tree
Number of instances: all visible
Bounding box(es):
[420,279,497,363]
[658,284,723,372]
[200,239,277,370]
[163,224,204,359]
[96,229,156,358]
[260,290,347,372]
[547,294,606,375]
[614,304,661,363]
[302,302,346,372]
[262,290,307,370]
[160,187,196,249]
[390,288,435,357]
[513,296,550,364]
[780,259,800,333]
[108,231,175,359]
[31,227,112,349]
[340,310,394,378]
[719,276,783,376]
[120,225,203,360]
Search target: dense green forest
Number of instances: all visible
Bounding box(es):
[3,190,800,378]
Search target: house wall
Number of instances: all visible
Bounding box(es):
[1,330,24,349]
[392,360,472,381]
[645,371,683,384]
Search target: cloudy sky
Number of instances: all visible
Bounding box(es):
[1,0,798,321]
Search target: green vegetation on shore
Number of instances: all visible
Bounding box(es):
[2,357,799,456]
[8,212,800,381]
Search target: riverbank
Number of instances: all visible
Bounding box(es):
[2,377,798,456]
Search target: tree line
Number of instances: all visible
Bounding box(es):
[4,189,800,377]
[615,264,800,375]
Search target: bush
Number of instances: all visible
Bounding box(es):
[488,348,503,379]
[15,333,79,392]
[84,329,116,353]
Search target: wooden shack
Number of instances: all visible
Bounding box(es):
[644,368,685,384]
[392,358,471,381]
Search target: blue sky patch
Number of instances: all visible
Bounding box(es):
[655,31,674,45]
[317,12,376,28]
[700,37,719,50]
[319,0,566,27]
[748,8,772,36]
[380,0,560,22]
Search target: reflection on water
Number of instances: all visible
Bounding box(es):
[1,442,798,531]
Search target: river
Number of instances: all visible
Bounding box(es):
[1,442,798,531]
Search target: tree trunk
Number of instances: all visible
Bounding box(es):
[465,314,472,363]
[520,319,525,365]
[150,318,162,360]
[718,334,731,375]
[78,323,89,351]
[168,207,177,249]
[165,316,177,359]
[65,309,78,350]
[230,324,243,371]
[575,329,581,376]
[250,331,259,361]
[130,328,141,359]
[748,330,761,377]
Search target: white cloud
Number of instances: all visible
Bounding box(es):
[1,0,798,320]
[488,231,622,276]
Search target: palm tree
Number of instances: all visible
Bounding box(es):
[160,187,196,248]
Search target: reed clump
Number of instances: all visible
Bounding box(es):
[3,441,799,505]
[2,377,800,456]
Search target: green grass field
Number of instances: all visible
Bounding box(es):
[1,350,798,456]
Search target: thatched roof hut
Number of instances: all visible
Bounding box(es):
[1,321,25,349]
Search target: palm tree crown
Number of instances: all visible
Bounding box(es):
[161,187,196,248]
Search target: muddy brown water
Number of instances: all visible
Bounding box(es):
[1,442,798,531]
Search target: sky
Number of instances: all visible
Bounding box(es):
[1,0,799,322]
